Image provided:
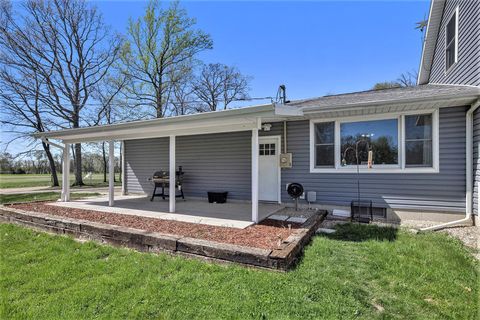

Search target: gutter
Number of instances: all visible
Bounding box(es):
[41,137,64,150]
[420,98,480,231]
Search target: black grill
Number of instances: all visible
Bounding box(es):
[150,167,185,201]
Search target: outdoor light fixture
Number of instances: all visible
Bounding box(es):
[262,123,272,131]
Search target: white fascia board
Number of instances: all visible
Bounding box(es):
[36,105,275,143]
[273,103,304,116]
[62,118,260,143]
[35,104,275,141]
[417,0,446,85]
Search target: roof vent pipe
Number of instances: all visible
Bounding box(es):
[276,85,290,104]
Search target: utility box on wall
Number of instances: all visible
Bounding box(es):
[280,153,292,168]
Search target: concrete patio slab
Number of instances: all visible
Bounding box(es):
[50,195,283,229]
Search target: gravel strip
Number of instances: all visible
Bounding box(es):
[9,202,302,250]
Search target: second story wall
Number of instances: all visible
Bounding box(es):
[429,0,480,86]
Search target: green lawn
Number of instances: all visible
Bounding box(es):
[0,223,477,319]
[0,192,101,204]
[0,173,121,189]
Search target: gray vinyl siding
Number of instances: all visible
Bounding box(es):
[125,106,467,213]
[124,138,169,194]
[429,0,480,86]
[262,107,467,212]
[124,131,252,200]
[175,132,251,200]
[473,108,480,215]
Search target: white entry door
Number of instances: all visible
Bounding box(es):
[259,137,280,202]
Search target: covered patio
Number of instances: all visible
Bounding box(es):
[50,194,284,228]
[35,104,287,226]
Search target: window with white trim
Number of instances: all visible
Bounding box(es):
[314,122,335,167]
[310,111,438,173]
[340,119,398,166]
[405,114,433,167]
[445,8,458,71]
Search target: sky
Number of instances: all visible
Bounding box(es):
[2,0,431,156]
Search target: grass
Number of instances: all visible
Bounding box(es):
[0,173,121,189]
[0,223,477,319]
[0,192,101,204]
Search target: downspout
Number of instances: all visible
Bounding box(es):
[421,99,480,231]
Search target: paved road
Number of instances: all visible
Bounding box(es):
[0,186,121,195]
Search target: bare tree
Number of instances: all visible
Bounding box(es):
[0,0,122,185]
[396,71,417,87]
[121,0,213,118]
[88,73,128,183]
[192,63,251,112]
[373,70,417,90]
[168,62,197,116]
[0,71,60,184]
[0,2,60,186]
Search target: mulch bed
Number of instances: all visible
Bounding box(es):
[9,202,302,250]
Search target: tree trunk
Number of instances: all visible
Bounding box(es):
[72,112,84,186]
[74,143,84,186]
[102,142,107,182]
[42,142,59,187]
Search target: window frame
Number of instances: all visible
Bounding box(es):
[445,6,459,72]
[313,121,336,168]
[309,109,439,173]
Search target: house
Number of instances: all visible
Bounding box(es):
[36,0,480,228]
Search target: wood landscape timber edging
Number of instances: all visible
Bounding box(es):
[0,205,327,270]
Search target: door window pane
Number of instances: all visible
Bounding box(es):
[340,119,398,165]
[405,114,433,167]
[259,143,276,156]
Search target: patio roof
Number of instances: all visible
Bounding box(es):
[34,103,276,144]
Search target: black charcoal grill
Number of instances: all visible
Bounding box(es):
[149,167,185,201]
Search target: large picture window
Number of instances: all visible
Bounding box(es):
[310,111,438,173]
[340,119,398,166]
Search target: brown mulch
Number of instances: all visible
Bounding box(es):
[9,202,303,250]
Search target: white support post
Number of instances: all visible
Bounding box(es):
[251,127,259,223]
[61,143,70,202]
[121,140,126,195]
[109,140,115,207]
[169,135,176,213]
